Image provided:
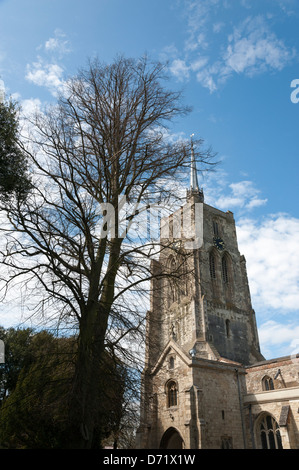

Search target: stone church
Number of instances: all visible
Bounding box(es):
[136,143,299,450]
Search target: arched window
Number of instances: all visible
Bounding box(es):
[167,256,179,305]
[213,220,220,237]
[257,414,283,449]
[169,256,176,272]
[222,255,229,284]
[209,252,216,280]
[262,375,275,391]
[169,356,175,369]
[167,380,178,407]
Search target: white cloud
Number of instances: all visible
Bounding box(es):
[21,98,42,116]
[159,44,179,62]
[169,59,190,81]
[24,29,71,97]
[237,214,299,312]
[224,16,295,76]
[203,171,299,333]
[258,320,299,358]
[196,16,295,91]
[39,29,71,57]
[195,67,218,92]
[25,58,65,96]
[276,0,296,16]
[170,3,296,92]
[212,179,268,212]
[190,56,209,72]
[259,320,299,347]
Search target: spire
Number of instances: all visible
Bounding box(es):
[187,133,204,202]
[190,133,199,191]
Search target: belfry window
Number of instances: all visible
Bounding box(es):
[167,381,178,407]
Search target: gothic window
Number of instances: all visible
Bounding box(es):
[258,414,283,449]
[209,252,216,280]
[169,256,176,272]
[167,256,179,305]
[169,356,175,369]
[222,255,229,284]
[167,380,178,407]
[221,436,233,449]
[262,375,275,391]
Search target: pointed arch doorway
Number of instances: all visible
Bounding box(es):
[159,427,184,449]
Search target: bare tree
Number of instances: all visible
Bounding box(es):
[0,56,215,448]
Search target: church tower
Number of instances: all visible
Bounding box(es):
[136,138,264,449]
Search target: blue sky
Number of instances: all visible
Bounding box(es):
[0,0,299,359]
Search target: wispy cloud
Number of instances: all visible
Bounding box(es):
[169,59,190,81]
[216,180,268,211]
[223,16,295,76]
[39,29,71,58]
[198,15,294,91]
[25,30,71,97]
[167,2,296,92]
[203,171,268,214]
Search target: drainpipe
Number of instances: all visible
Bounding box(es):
[235,368,247,449]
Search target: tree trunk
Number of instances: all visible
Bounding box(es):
[67,238,122,448]
[67,305,109,448]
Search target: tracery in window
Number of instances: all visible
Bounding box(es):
[258,414,283,449]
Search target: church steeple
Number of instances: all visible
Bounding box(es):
[190,133,199,191]
[187,133,204,202]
